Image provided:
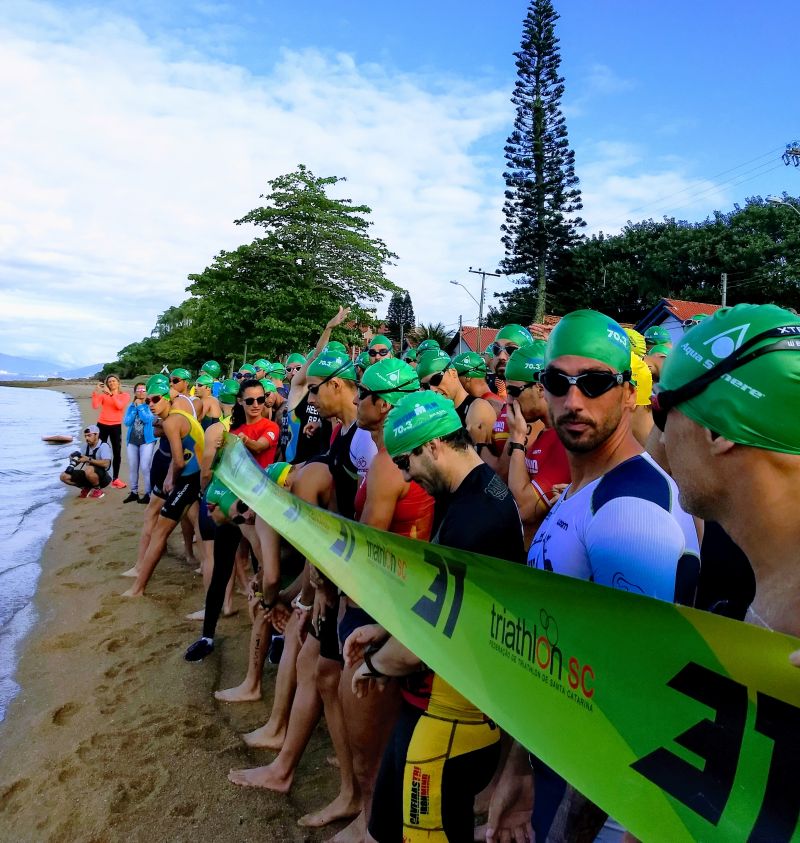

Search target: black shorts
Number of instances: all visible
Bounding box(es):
[160,473,201,522]
[338,604,375,648]
[309,594,342,662]
[150,449,171,499]
[197,497,216,541]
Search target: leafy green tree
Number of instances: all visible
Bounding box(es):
[500,0,585,324]
[410,322,455,348]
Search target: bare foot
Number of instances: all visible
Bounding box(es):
[186,609,205,621]
[121,567,139,578]
[121,587,143,598]
[241,722,286,750]
[222,606,238,618]
[194,566,202,574]
[228,764,292,792]
[473,822,488,841]
[214,682,261,703]
[326,755,340,769]
[298,792,361,828]
[329,810,366,842]
[185,554,199,567]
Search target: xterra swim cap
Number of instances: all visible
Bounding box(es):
[630,353,653,407]
[451,352,487,378]
[361,359,420,406]
[625,328,647,359]
[201,360,221,378]
[384,392,462,458]
[505,341,547,383]
[659,303,800,453]
[416,339,440,354]
[286,353,306,366]
[170,367,191,381]
[146,374,171,396]
[416,349,451,380]
[496,324,534,347]
[644,325,671,347]
[546,310,631,373]
[307,349,357,381]
[218,379,239,404]
[205,477,239,518]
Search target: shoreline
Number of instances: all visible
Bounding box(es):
[0,383,337,841]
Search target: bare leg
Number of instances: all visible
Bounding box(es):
[297,656,360,828]
[222,562,236,616]
[228,633,322,791]
[122,515,178,597]
[330,663,401,842]
[234,537,252,596]
[242,611,301,749]
[214,610,271,703]
[123,494,161,577]
[181,504,199,566]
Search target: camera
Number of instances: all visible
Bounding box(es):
[64,451,82,475]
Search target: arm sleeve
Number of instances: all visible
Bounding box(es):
[584,497,687,602]
[91,393,102,410]
[111,392,129,410]
[124,404,136,425]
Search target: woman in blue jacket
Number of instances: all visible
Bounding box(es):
[123,382,157,503]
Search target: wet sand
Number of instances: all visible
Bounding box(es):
[0,383,338,842]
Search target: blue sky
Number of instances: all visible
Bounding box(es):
[0,0,796,365]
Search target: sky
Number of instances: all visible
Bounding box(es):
[0,0,796,366]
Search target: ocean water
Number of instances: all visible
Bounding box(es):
[0,386,81,722]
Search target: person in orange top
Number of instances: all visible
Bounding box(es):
[91,373,130,486]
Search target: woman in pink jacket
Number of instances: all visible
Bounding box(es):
[92,374,130,487]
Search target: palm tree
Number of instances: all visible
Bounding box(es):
[409,322,455,348]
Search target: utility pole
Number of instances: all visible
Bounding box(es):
[721,272,728,307]
[468,267,501,355]
[458,314,463,352]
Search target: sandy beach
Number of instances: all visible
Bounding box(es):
[0,383,338,842]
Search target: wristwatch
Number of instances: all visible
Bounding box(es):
[507,441,526,454]
[363,642,386,678]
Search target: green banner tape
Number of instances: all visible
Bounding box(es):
[216,438,800,842]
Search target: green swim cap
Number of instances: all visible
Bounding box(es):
[369,334,392,350]
[287,353,306,366]
[683,313,710,329]
[505,341,548,383]
[355,351,371,370]
[497,324,534,346]
[170,367,191,381]
[417,349,451,380]
[660,303,800,453]
[630,353,653,407]
[324,341,348,354]
[648,344,671,357]
[218,379,239,404]
[195,374,214,387]
[253,358,271,372]
[146,374,170,396]
[644,325,671,346]
[451,351,487,378]
[361,359,420,406]
[307,349,357,381]
[416,339,440,354]
[484,343,493,355]
[239,363,257,376]
[546,310,631,373]
[258,379,278,394]
[266,461,292,487]
[403,348,417,362]
[205,477,239,518]
[625,328,647,359]
[201,360,221,378]
[384,392,462,458]
[269,363,286,379]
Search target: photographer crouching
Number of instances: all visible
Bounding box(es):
[60,425,113,499]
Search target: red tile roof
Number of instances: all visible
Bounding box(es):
[663,299,721,322]
[456,317,561,352]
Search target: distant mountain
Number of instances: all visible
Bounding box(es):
[0,353,101,380]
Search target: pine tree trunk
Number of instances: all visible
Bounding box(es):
[535,258,547,323]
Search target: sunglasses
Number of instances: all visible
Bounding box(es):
[492,342,519,356]
[506,381,537,399]
[368,347,390,358]
[307,360,353,394]
[540,368,630,398]
[242,395,267,406]
[286,365,302,373]
[357,380,417,403]
[170,377,183,385]
[147,395,164,404]
[682,318,701,329]
[421,363,452,390]
[651,326,800,432]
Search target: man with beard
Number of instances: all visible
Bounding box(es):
[487,309,700,843]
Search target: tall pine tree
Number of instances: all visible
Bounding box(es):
[401,291,415,335]
[500,0,584,324]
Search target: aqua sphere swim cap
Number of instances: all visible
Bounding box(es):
[355,351,371,370]
[417,349,451,380]
[660,303,800,453]
[416,339,440,354]
[253,358,271,372]
[195,374,214,387]
[307,349,357,381]
[625,328,647,359]
[630,353,653,407]
[205,477,239,518]
[201,360,221,378]
[361,359,420,406]
[505,340,547,383]
[496,324,534,346]
[218,379,239,404]
[369,334,392,350]
[170,367,191,381]
[266,461,292,487]
[286,353,306,366]
[146,374,171,396]
[384,392,462,458]
[546,310,631,372]
[451,351,486,378]
[644,325,671,347]
[324,341,348,354]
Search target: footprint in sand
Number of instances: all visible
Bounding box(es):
[91,609,112,621]
[48,631,83,650]
[0,778,30,814]
[51,701,80,726]
[87,544,102,555]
